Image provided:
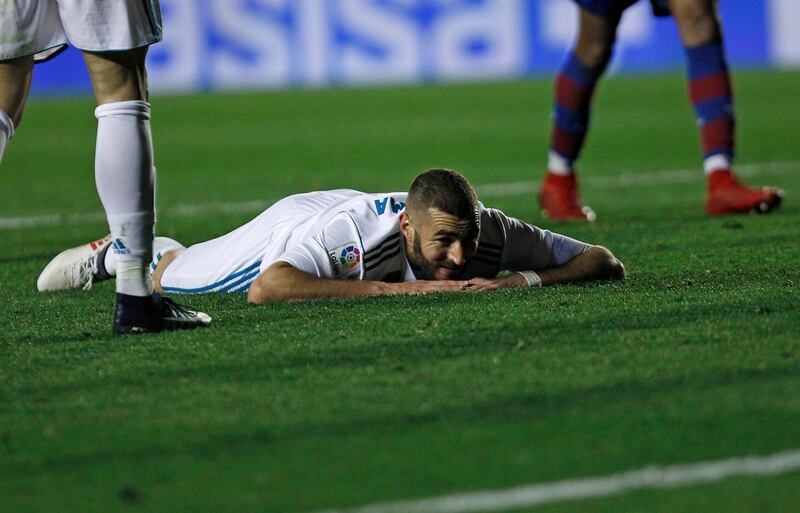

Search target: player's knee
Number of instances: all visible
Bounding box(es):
[151,248,183,295]
[247,280,269,304]
[575,34,615,69]
[574,8,617,68]
[83,50,148,104]
[672,0,720,47]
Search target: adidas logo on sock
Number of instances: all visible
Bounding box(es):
[112,238,131,255]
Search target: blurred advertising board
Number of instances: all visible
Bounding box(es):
[30,0,800,95]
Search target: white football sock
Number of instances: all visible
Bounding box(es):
[548,151,574,176]
[704,154,732,175]
[102,236,184,277]
[0,108,14,165]
[95,100,155,297]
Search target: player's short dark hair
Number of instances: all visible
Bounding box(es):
[406,168,480,223]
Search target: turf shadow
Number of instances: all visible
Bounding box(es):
[4,363,800,477]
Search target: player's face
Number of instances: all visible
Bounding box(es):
[406,208,480,280]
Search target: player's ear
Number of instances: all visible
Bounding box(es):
[399,212,414,241]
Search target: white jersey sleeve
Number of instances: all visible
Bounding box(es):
[481,207,591,271]
[277,212,365,279]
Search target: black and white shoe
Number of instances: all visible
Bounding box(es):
[113,293,212,335]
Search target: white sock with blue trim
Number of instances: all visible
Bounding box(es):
[95,100,155,297]
[103,236,184,278]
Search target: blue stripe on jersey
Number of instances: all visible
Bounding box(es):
[693,96,733,125]
[229,280,256,293]
[686,42,727,80]
[553,103,589,133]
[162,260,262,294]
[219,269,261,292]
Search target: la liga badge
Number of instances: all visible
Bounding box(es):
[329,243,361,275]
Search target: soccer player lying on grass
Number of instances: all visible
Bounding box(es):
[38,169,625,303]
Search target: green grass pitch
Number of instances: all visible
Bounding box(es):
[1,69,799,513]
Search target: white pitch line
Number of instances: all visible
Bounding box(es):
[310,448,800,513]
[1,161,796,230]
[0,200,271,230]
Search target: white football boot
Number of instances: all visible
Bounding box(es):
[37,235,111,291]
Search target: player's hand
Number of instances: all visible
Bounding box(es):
[392,280,469,295]
[465,274,527,292]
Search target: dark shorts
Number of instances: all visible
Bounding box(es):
[574,0,671,18]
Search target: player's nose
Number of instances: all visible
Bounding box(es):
[448,243,465,267]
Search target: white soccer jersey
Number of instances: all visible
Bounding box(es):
[0,0,162,62]
[159,189,592,294]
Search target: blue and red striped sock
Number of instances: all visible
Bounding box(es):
[547,52,607,175]
[685,41,735,176]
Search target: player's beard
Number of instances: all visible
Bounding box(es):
[408,232,438,280]
[409,232,460,280]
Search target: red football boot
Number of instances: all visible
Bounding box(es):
[705,170,784,215]
[539,172,596,221]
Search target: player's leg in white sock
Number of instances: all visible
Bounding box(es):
[84,48,209,333]
[100,235,185,278]
[94,100,155,297]
[0,108,14,164]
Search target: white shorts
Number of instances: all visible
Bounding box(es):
[0,0,162,62]
[158,201,302,294]
[157,224,271,295]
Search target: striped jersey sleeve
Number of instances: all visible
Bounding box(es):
[479,207,591,272]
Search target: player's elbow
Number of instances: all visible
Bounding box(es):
[247,263,297,303]
[247,270,281,304]
[590,246,625,281]
[247,277,288,304]
[247,280,271,304]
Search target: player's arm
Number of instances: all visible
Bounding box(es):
[247,261,466,303]
[536,244,624,284]
[465,208,624,291]
[467,245,624,291]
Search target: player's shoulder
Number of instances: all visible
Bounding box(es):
[342,191,406,246]
[362,191,408,217]
[479,203,532,229]
[336,191,407,227]
[319,190,406,239]
[476,203,506,253]
[319,191,407,281]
